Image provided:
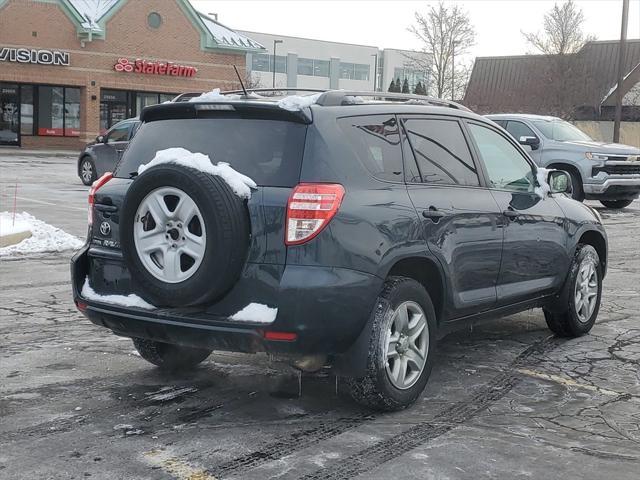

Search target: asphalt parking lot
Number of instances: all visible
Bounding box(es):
[1,153,639,480]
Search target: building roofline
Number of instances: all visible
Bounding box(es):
[474,38,640,61]
[237,29,380,50]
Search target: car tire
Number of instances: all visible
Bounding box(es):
[346,276,437,411]
[599,199,634,209]
[79,157,97,186]
[132,338,212,370]
[567,170,585,202]
[543,244,602,338]
[120,164,251,307]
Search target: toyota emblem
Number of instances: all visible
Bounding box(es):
[100,221,111,236]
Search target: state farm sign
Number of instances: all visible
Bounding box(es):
[114,58,197,77]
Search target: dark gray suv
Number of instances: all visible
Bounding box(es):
[77,118,139,185]
[71,90,607,411]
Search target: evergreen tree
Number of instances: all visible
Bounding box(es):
[388,79,396,92]
[402,78,410,93]
[413,81,422,95]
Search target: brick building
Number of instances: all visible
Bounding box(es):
[0,0,264,149]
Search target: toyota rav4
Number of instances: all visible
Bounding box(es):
[71,89,607,411]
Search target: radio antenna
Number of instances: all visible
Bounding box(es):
[233,65,249,97]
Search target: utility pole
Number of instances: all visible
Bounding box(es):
[613,0,629,143]
[272,39,283,88]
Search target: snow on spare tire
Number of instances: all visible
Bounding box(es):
[120,148,255,307]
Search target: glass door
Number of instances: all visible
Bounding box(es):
[0,83,20,146]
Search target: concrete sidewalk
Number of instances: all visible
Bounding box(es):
[0,147,79,158]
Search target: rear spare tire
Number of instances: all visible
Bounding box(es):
[120,164,251,307]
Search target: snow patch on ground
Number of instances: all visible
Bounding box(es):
[277,93,322,111]
[0,212,83,257]
[230,303,278,323]
[535,167,551,198]
[188,88,240,102]
[81,277,156,310]
[138,147,257,199]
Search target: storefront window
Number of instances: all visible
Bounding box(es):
[64,87,80,136]
[38,86,64,136]
[20,85,34,135]
[100,89,129,132]
[0,83,19,145]
[136,92,160,114]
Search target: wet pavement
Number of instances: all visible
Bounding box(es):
[1,154,639,479]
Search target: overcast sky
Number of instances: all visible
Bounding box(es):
[192,0,639,61]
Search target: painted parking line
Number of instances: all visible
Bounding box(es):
[144,449,218,480]
[1,194,87,211]
[517,368,622,396]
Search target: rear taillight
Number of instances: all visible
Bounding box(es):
[285,183,345,246]
[88,172,113,225]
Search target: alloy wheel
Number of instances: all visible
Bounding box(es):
[134,187,206,283]
[385,301,429,389]
[574,258,598,323]
[81,160,93,184]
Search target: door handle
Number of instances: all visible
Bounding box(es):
[422,207,446,222]
[503,208,519,219]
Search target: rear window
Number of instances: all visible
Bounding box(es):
[115,118,307,187]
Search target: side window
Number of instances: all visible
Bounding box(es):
[493,119,507,129]
[467,123,535,193]
[506,121,537,141]
[106,123,130,143]
[338,115,403,181]
[402,118,479,186]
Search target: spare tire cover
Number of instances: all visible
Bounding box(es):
[120,163,251,307]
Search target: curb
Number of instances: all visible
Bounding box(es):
[0,230,32,248]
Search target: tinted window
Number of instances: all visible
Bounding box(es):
[116,118,307,187]
[492,119,507,128]
[338,115,403,182]
[403,118,479,186]
[506,121,536,140]
[107,123,130,143]
[468,123,534,193]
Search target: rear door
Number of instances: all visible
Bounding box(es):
[400,115,503,319]
[465,121,569,305]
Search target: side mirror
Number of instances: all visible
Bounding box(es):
[519,135,540,151]
[548,170,573,195]
[96,135,105,143]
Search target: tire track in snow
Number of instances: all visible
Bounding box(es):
[299,335,562,480]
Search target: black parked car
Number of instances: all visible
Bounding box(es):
[77,118,139,185]
[71,90,607,411]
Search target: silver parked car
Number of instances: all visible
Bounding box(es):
[486,114,640,209]
[77,118,139,186]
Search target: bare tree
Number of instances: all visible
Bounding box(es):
[522,0,594,55]
[519,0,596,118]
[408,2,475,100]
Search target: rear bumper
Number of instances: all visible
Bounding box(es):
[71,245,382,355]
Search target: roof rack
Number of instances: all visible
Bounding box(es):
[222,88,328,95]
[316,91,470,111]
[171,88,470,111]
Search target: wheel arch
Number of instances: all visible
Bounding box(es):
[386,256,445,324]
[577,229,607,277]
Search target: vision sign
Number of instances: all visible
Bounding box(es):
[0,47,70,66]
[114,58,197,77]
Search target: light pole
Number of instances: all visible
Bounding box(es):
[371,53,378,91]
[613,0,629,143]
[272,39,283,88]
